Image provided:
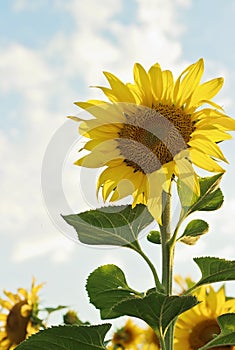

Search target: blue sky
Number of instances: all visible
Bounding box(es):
[1,0,235,327]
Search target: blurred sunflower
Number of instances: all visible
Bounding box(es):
[72,59,235,221]
[0,278,44,349]
[174,284,235,350]
[141,326,160,349]
[107,318,143,349]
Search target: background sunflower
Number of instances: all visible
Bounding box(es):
[0,279,44,349]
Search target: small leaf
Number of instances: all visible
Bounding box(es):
[191,257,235,290]
[15,324,111,350]
[86,264,141,319]
[113,291,198,336]
[178,173,224,216]
[179,219,209,245]
[62,204,154,249]
[147,230,161,244]
[198,313,235,350]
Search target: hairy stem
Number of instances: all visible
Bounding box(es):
[160,186,175,350]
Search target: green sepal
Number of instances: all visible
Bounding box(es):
[43,305,68,314]
[178,219,209,245]
[62,204,154,249]
[86,264,142,319]
[113,291,198,336]
[14,324,111,350]
[198,313,235,350]
[147,230,161,244]
[178,173,224,216]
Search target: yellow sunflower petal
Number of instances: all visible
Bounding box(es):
[161,70,174,103]
[188,135,228,162]
[0,314,7,321]
[75,141,122,168]
[103,71,136,103]
[0,300,12,310]
[192,128,232,142]
[189,148,225,173]
[196,116,235,131]
[174,58,204,107]
[3,291,19,303]
[148,63,163,101]
[97,163,131,200]
[132,174,148,206]
[133,63,152,106]
[188,77,224,109]
[79,122,121,139]
[126,83,143,104]
[174,153,200,196]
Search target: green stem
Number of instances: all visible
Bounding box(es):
[160,186,175,350]
[160,189,173,294]
[137,248,163,292]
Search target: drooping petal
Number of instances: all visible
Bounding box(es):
[188,135,228,162]
[189,148,225,173]
[75,140,122,168]
[188,77,224,109]
[174,151,200,196]
[192,128,232,142]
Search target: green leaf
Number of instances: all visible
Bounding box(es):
[86,264,141,319]
[190,257,235,290]
[15,324,111,350]
[178,173,224,216]
[113,291,198,336]
[198,313,235,350]
[62,204,154,249]
[147,230,161,244]
[179,219,209,245]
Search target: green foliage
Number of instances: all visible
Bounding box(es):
[178,173,224,217]
[15,324,111,350]
[113,291,198,336]
[147,230,161,244]
[189,257,235,292]
[178,219,209,245]
[62,204,154,249]
[86,264,142,319]
[198,313,235,350]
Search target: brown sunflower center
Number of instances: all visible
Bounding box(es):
[6,300,31,345]
[117,104,193,174]
[189,319,232,350]
[113,328,135,347]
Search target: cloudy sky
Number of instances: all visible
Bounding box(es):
[1,0,235,326]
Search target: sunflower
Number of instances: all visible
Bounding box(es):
[72,59,235,221]
[141,326,160,349]
[107,318,143,349]
[174,284,235,350]
[0,278,44,349]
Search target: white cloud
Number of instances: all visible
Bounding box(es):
[12,0,50,12]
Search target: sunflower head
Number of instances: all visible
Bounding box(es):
[174,283,235,350]
[0,278,44,349]
[72,59,235,222]
[107,318,143,349]
[142,326,160,349]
